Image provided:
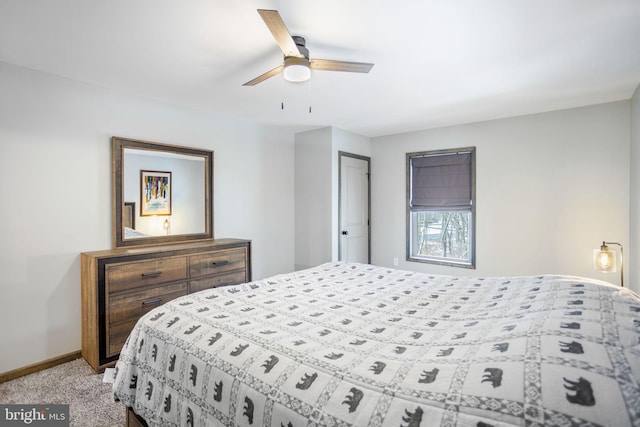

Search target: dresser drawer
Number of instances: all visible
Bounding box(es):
[108,320,139,358]
[190,270,246,293]
[189,247,246,278]
[106,256,188,293]
[108,282,188,324]
[106,282,187,357]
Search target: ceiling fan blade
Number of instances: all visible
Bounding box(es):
[257,9,304,58]
[242,65,283,86]
[310,59,374,73]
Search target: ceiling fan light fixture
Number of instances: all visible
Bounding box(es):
[283,56,311,82]
[242,10,374,87]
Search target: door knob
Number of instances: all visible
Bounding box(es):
[342,230,348,235]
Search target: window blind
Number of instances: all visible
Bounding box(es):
[410,152,472,211]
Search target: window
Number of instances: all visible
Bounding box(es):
[407,147,475,267]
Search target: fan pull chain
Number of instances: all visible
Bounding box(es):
[281,73,285,110]
[279,74,315,113]
[308,75,312,113]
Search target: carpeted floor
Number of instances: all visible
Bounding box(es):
[0,357,125,426]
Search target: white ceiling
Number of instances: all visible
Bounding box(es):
[1,0,639,137]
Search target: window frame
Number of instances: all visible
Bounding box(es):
[406,147,476,268]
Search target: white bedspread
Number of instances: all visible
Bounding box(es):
[113,262,640,426]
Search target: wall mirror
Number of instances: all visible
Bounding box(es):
[112,137,213,248]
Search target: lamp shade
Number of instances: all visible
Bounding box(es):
[593,241,623,287]
[594,245,616,272]
[283,57,311,82]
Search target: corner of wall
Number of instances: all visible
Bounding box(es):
[629,83,640,294]
[294,126,372,267]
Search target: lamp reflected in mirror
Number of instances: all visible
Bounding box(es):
[594,241,623,287]
[112,137,213,249]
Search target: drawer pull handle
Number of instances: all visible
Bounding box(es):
[141,271,162,279]
[142,298,163,306]
[211,261,229,267]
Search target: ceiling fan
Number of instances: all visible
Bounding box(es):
[243,9,374,86]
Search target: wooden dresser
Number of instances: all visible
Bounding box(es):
[81,239,251,372]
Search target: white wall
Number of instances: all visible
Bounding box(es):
[630,85,640,293]
[294,127,371,270]
[294,127,333,270]
[0,61,295,373]
[371,102,632,292]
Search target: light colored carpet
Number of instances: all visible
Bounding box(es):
[0,357,125,426]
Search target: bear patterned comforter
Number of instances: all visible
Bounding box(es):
[113,262,640,426]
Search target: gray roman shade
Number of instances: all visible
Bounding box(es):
[410,152,472,211]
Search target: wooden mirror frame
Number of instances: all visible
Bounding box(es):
[112,137,214,248]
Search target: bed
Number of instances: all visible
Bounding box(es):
[113,262,640,426]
